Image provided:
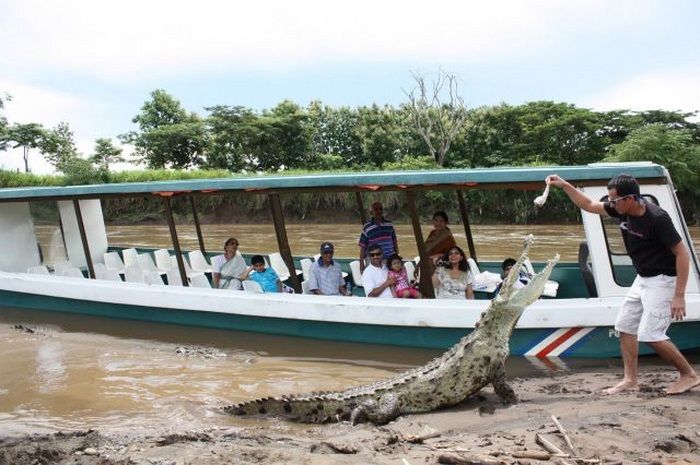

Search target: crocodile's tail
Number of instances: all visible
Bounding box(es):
[223,392,355,423]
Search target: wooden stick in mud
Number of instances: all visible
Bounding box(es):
[535,433,565,456]
[551,414,577,456]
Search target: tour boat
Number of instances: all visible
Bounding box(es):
[0,162,698,357]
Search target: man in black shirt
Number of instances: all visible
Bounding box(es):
[546,173,699,395]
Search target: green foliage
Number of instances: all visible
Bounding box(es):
[606,123,700,221]
[90,138,124,171]
[42,122,79,169]
[0,169,62,187]
[1,122,47,172]
[56,156,104,185]
[121,90,208,169]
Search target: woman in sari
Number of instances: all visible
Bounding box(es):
[424,211,457,263]
[211,237,248,290]
[418,211,457,290]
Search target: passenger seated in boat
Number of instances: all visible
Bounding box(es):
[211,237,247,290]
[416,210,458,289]
[307,242,351,296]
[386,253,422,299]
[361,245,395,298]
[244,255,282,293]
[432,246,474,300]
[503,257,531,286]
[495,257,529,294]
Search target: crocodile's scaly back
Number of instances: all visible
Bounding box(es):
[224,235,559,424]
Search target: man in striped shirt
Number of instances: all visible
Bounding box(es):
[359,202,399,273]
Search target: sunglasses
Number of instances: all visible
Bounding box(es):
[609,194,636,206]
[369,252,383,257]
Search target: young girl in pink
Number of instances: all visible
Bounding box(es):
[387,254,422,299]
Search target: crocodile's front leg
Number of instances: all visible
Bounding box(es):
[350,393,401,425]
[490,362,518,404]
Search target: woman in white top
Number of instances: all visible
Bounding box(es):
[211,237,247,290]
[432,246,474,299]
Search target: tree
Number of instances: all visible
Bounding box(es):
[2,122,47,172]
[355,104,403,168]
[404,70,468,166]
[90,138,124,171]
[306,101,362,164]
[42,122,78,170]
[120,89,208,169]
[204,105,259,171]
[606,123,700,197]
[0,93,10,151]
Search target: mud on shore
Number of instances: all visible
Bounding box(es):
[1,367,698,465]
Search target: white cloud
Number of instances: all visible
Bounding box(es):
[1,0,634,80]
[582,70,700,118]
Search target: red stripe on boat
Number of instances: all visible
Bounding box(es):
[537,328,581,357]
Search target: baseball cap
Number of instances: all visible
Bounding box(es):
[320,242,334,254]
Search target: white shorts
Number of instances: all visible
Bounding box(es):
[615,275,675,342]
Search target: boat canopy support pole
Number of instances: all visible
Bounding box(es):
[457,191,477,261]
[355,192,367,226]
[163,197,189,286]
[269,193,301,293]
[189,196,206,254]
[406,191,435,298]
[73,199,96,279]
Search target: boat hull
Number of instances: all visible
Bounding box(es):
[2,274,698,358]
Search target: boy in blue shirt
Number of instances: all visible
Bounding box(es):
[246,255,282,293]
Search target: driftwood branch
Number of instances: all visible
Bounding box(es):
[551,414,577,456]
[535,432,565,456]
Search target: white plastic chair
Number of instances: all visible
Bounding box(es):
[403,261,416,283]
[154,249,172,272]
[122,248,139,268]
[94,263,122,281]
[166,268,185,286]
[268,252,297,282]
[104,251,126,274]
[124,265,146,283]
[58,266,85,278]
[27,265,50,275]
[349,260,363,288]
[170,255,203,277]
[300,258,313,281]
[301,280,311,294]
[466,258,481,277]
[242,279,264,293]
[144,270,165,285]
[190,274,211,288]
[188,250,212,273]
[137,253,161,273]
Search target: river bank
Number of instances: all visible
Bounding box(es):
[2,366,698,465]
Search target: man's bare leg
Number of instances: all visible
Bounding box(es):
[604,332,639,394]
[647,340,700,394]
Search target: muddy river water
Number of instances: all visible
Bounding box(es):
[2,223,699,437]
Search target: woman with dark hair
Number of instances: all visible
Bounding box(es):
[431,246,474,299]
[423,211,457,263]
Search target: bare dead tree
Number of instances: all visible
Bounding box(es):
[404,70,468,166]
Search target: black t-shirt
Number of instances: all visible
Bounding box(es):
[604,199,681,277]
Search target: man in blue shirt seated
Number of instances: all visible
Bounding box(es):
[308,242,351,296]
[246,255,282,293]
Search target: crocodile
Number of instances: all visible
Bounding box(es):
[224,235,559,425]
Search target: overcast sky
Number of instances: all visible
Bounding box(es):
[1,0,699,173]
